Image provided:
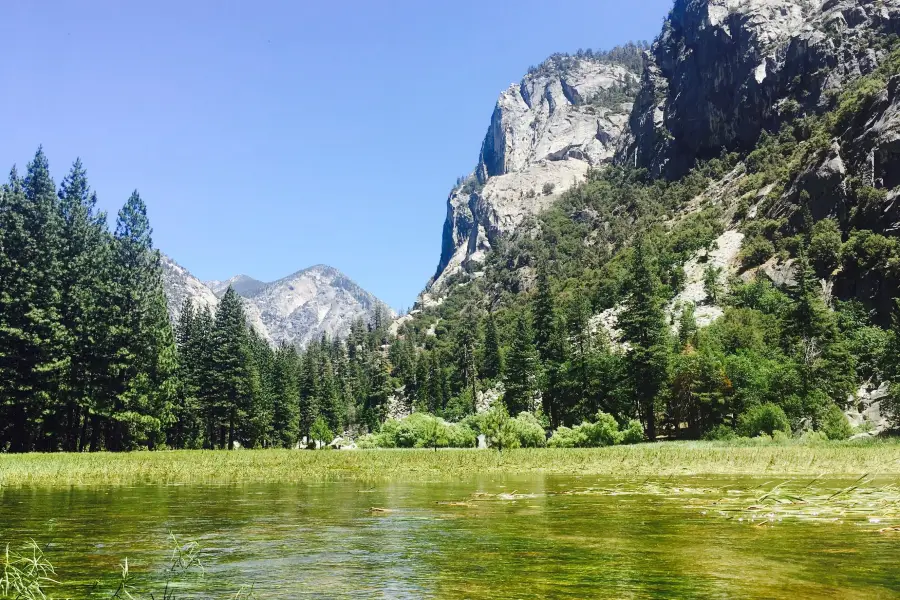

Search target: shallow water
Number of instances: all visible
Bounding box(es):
[2,475,899,598]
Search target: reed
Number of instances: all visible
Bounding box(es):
[2,439,899,487]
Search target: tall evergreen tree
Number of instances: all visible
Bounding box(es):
[620,237,669,441]
[504,310,538,415]
[272,344,301,447]
[299,347,320,439]
[209,287,255,449]
[105,191,177,450]
[56,158,112,451]
[533,261,557,361]
[0,149,66,451]
[482,312,503,380]
[565,293,593,413]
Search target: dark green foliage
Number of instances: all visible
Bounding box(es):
[737,403,791,437]
[808,218,842,279]
[481,312,502,380]
[620,237,669,440]
[503,311,539,415]
[820,403,853,440]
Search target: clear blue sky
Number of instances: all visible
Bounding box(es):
[1,0,671,310]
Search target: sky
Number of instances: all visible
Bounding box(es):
[1,0,671,311]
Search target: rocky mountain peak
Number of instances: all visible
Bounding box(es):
[207,274,267,298]
[619,0,900,178]
[431,48,646,293]
[162,258,390,348]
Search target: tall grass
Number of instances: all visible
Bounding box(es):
[2,440,900,486]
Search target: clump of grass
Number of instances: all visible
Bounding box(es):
[1,540,59,600]
[2,440,900,487]
[1,536,256,600]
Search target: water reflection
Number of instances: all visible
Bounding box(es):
[1,475,898,598]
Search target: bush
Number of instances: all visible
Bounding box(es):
[821,403,853,441]
[542,182,556,195]
[739,236,776,269]
[360,413,478,449]
[480,404,520,451]
[511,412,547,447]
[809,218,842,278]
[702,424,738,441]
[799,430,829,443]
[738,403,791,437]
[309,417,334,448]
[547,425,581,448]
[547,411,636,447]
[619,420,645,444]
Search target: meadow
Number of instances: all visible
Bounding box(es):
[2,439,900,487]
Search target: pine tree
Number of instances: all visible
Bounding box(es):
[0,149,66,451]
[171,299,203,448]
[787,246,855,423]
[620,237,669,441]
[299,348,320,440]
[246,327,274,447]
[272,344,301,447]
[677,303,697,349]
[106,191,177,450]
[542,313,569,427]
[482,312,503,380]
[533,261,556,361]
[427,350,445,413]
[565,293,593,413]
[454,311,479,413]
[209,287,255,449]
[56,158,112,451]
[504,310,538,415]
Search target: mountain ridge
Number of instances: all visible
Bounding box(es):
[162,256,391,348]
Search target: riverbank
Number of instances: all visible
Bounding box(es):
[2,439,900,486]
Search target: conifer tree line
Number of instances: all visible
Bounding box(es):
[0,148,393,452]
[0,148,177,451]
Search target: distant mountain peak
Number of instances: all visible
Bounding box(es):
[164,259,389,347]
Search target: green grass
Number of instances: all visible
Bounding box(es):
[2,440,900,486]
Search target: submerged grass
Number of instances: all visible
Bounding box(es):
[2,439,900,487]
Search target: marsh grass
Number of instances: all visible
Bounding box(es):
[438,474,900,531]
[2,439,900,487]
[1,540,60,600]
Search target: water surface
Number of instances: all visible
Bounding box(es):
[1,475,898,598]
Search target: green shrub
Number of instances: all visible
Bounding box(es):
[547,425,580,448]
[447,423,478,448]
[703,424,738,441]
[360,413,477,449]
[738,403,791,437]
[799,430,829,443]
[580,411,621,446]
[739,236,776,268]
[547,411,635,447]
[511,412,547,447]
[619,420,645,444]
[821,403,853,441]
[809,218,842,278]
[309,417,334,448]
[480,404,520,451]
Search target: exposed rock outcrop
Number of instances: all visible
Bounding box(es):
[432,55,641,289]
[161,259,390,348]
[620,0,900,179]
[160,254,219,324]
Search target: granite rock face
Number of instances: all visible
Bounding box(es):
[620,0,900,178]
[433,55,640,289]
[160,254,219,324]
[161,258,390,348]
